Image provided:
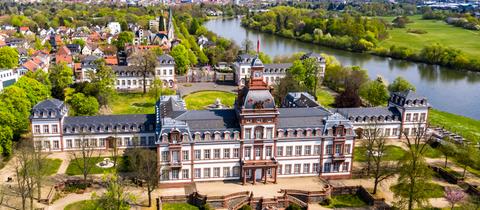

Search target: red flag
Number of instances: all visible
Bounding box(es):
[257,39,260,53]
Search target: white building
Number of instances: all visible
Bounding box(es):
[233,52,326,86]
[107,22,122,35]
[0,69,18,91]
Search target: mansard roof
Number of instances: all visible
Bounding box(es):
[33,98,64,110]
[64,114,156,133]
[285,92,319,108]
[174,109,239,132]
[278,107,330,129]
[157,54,175,64]
[264,63,292,71]
[242,89,275,109]
[236,53,257,64]
[301,52,326,62]
[111,65,142,72]
[335,107,401,119]
[393,90,426,101]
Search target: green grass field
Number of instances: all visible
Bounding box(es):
[378,15,480,59]
[354,145,406,162]
[391,182,444,199]
[43,158,62,176]
[110,93,156,114]
[64,200,97,210]
[162,203,199,210]
[316,87,335,108]
[183,91,236,110]
[65,157,127,175]
[323,194,368,208]
[429,109,480,143]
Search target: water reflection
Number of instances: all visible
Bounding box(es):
[205,18,480,119]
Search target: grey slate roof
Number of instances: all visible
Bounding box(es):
[335,107,401,119]
[64,114,155,129]
[111,65,142,72]
[236,53,256,64]
[284,92,319,108]
[157,54,175,65]
[393,90,426,101]
[174,109,239,132]
[242,89,276,109]
[33,98,64,110]
[264,63,292,70]
[278,107,330,129]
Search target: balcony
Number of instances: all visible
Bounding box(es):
[332,153,346,161]
[167,161,182,168]
[242,157,278,168]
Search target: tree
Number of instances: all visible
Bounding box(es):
[49,62,74,100]
[335,67,368,108]
[126,148,159,207]
[388,76,416,92]
[69,132,101,182]
[360,77,389,107]
[24,70,51,88]
[114,31,134,50]
[149,79,163,101]
[0,126,13,157]
[14,77,50,106]
[241,39,253,53]
[14,141,36,210]
[0,47,19,69]
[72,39,86,48]
[392,123,432,210]
[0,86,32,137]
[129,50,158,94]
[31,137,51,201]
[67,93,99,116]
[437,138,457,168]
[275,73,302,104]
[150,46,164,56]
[444,187,465,210]
[456,144,478,178]
[258,52,272,64]
[93,172,134,210]
[170,44,190,75]
[89,60,116,108]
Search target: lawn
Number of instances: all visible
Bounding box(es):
[391,182,444,198]
[378,15,480,59]
[428,109,480,143]
[162,203,199,210]
[110,93,156,114]
[316,87,335,108]
[43,158,62,176]
[354,145,406,162]
[66,156,127,175]
[323,194,368,208]
[64,200,97,210]
[183,91,236,110]
[423,144,443,159]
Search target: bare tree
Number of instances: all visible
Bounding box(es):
[14,141,36,210]
[30,136,51,200]
[69,132,101,182]
[129,50,158,94]
[392,123,433,210]
[126,148,159,207]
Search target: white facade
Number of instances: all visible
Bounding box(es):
[0,69,19,91]
[107,22,122,35]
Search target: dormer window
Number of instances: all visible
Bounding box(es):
[42,112,47,117]
[315,128,322,136]
[194,133,201,141]
[233,131,240,140]
[224,131,231,140]
[306,128,312,136]
[204,132,211,141]
[287,129,294,137]
[296,129,304,137]
[214,132,221,140]
[162,134,168,142]
[277,130,284,138]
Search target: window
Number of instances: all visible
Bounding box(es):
[405,113,411,122]
[233,166,240,177]
[413,113,419,122]
[313,163,320,173]
[255,127,263,139]
[43,141,50,149]
[99,139,105,147]
[245,147,251,159]
[204,150,210,159]
[403,128,410,136]
[286,146,293,156]
[343,162,349,172]
[34,125,40,133]
[233,148,239,158]
[295,146,302,156]
[75,139,81,148]
[195,169,201,178]
[169,69,173,75]
[420,113,426,122]
[182,169,189,179]
[314,145,320,155]
[266,128,273,139]
[140,137,146,146]
[324,163,331,173]
[52,125,58,133]
[385,128,391,136]
[393,128,398,136]
[161,170,169,180]
[203,168,211,178]
[163,69,166,75]
[213,167,220,177]
[66,140,72,148]
[161,151,169,161]
[266,146,272,157]
[255,147,261,157]
[223,149,230,159]
[53,141,59,149]
[214,149,220,159]
[326,145,333,155]
[333,163,340,172]
[294,164,301,174]
[304,146,311,156]
[335,144,342,155]
[345,144,351,154]
[277,146,283,156]
[244,128,251,139]
[172,170,179,180]
[43,125,49,133]
[303,163,310,173]
[183,150,189,161]
[195,150,201,160]
[223,167,230,177]
[278,165,283,175]
[285,164,292,174]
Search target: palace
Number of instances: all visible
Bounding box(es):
[29,57,429,185]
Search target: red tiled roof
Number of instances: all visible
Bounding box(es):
[19,26,29,31]
[57,46,71,56]
[104,56,118,65]
[56,55,73,64]
[23,60,39,72]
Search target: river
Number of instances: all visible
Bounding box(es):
[205,17,480,120]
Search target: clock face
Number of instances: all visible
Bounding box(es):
[254,71,262,78]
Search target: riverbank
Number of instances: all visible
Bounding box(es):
[429,109,480,142]
[241,10,480,72]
